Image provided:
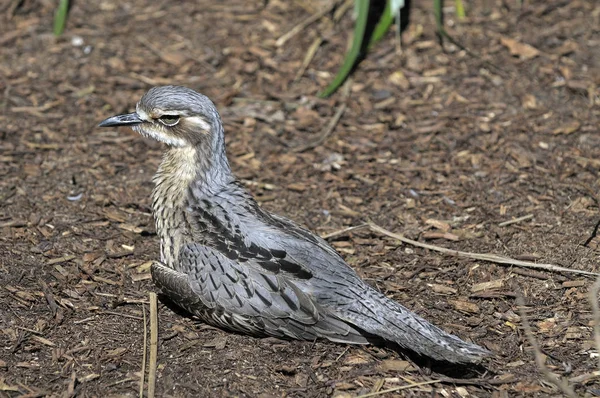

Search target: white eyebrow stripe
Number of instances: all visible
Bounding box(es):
[187,116,211,132]
[136,104,151,122]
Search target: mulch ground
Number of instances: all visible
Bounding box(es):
[1,0,600,396]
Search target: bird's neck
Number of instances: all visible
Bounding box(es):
[153,142,232,205]
[151,142,233,267]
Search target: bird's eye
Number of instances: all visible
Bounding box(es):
[158,115,180,126]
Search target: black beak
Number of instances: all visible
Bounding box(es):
[98,112,143,127]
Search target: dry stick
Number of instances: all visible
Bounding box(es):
[294,36,323,82]
[139,304,147,398]
[148,292,158,398]
[367,222,599,277]
[322,223,369,240]
[355,379,441,398]
[293,78,351,153]
[293,103,347,153]
[498,214,534,227]
[589,276,600,370]
[515,294,577,397]
[276,1,340,47]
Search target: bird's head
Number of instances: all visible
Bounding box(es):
[98,85,222,148]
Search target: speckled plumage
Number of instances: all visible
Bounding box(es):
[99,85,490,364]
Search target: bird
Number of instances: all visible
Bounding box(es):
[98,85,490,364]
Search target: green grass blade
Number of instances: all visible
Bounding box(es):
[318,0,370,98]
[53,0,69,36]
[369,0,393,46]
[434,0,443,35]
[455,0,466,18]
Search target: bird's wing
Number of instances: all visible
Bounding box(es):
[186,192,364,287]
[174,242,368,343]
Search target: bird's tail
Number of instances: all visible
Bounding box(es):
[341,288,490,364]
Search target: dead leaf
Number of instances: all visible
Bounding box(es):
[0,378,19,392]
[537,318,557,334]
[514,382,543,393]
[136,261,153,273]
[103,209,127,222]
[554,40,578,56]
[106,347,127,357]
[565,327,585,339]
[388,71,410,90]
[562,280,585,288]
[287,183,307,192]
[500,37,540,59]
[552,121,580,135]
[203,336,227,349]
[449,300,480,314]
[378,359,415,372]
[422,232,459,241]
[344,353,371,365]
[424,218,450,231]
[118,223,143,233]
[430,284,458,295]
[521,94,537,110]
[570,197,594,213]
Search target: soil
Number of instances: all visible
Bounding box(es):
[1,0,600,396]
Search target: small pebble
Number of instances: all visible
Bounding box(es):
[67,193,83,201]
[71,36,84,47]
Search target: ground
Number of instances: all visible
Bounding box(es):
[1,0,600,396]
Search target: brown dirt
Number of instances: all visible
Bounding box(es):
[1,0,600,396]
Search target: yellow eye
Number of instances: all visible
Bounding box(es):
[158,115,180,126]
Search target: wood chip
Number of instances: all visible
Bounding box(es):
[424,218,451,231]
[106,347,128,357]
[378,359,415,372]
[448,300,480,314]
[471,280,504,293]
[131,273,152,282]
[562,280,585,288]
[287,183,307,192]
[421,232,459,241]
[118,223,143,233]
[429,284,458,295]
[31,335,56,347]
[552,121,581,135]
[46,255,75,265]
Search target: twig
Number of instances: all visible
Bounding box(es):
[335,346,350,362]
[498,214,534,227]
[321,223,369,240]
[276,1,339,47]
[99,311,144,321]
[38,279,59,317]
[436,375,519,386]
[367,222,599,277]
[516,294,576,397]
[139,304,147,398]
[355,379,441,397]
[293,103,346,153]
[583,218,600,247]
[148,292,158,398]
[589,276,600,370]
[294,36,323,82]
